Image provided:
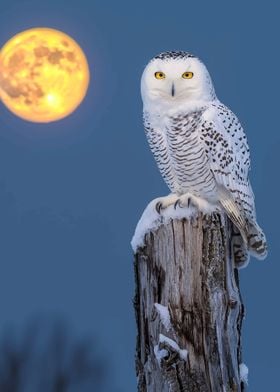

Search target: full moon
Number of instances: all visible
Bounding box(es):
[0,27,90,123]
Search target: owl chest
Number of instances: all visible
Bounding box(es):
[147,115,212,194]
[165,123,202,166]
[165,124,208,186]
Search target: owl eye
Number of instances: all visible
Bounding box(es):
[154,71,166,79]
[182,71,194,79]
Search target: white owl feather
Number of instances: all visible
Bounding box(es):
[141,51,267,266]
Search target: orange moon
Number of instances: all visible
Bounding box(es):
[0,27,90,123]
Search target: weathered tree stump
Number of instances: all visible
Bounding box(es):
[133,212,246,392]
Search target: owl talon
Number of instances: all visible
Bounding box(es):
[154,194,179,213]
[155,202,163,214]
[174,194,197,209]
[174,199,182,209]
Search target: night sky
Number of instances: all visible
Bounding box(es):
[0,0,279,390]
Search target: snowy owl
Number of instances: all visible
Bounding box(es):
[141,50,267,266]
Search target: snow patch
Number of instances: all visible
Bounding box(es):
[239,363,248,384]
[131,195,218,252]
[154,344,168,364]
[159,334,188,361]
[154,303,171,331]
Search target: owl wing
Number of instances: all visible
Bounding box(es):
[200,103,256,239]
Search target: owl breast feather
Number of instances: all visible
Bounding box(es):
[144,109,217,199]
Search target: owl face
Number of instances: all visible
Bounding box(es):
[141,53,215,108]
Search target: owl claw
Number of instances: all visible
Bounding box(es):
[174,195,196,209]
[155,194,180,214]
[155,202,163,214]
[174,199,182,209]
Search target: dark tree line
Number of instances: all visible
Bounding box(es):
[0,317,106,392]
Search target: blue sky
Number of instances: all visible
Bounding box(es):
[0,0,279,390]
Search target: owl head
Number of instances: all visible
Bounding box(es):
[141,51,216,109]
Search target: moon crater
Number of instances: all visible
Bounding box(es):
[0,28,90,122]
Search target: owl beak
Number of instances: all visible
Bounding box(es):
[171,83,175,97]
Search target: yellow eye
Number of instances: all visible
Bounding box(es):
[154,71,166,79]
[182,71,194,79]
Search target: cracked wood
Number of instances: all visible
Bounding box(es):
[134,213,245,392]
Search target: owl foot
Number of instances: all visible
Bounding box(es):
[174,193,198,209]
[155,194,178,214]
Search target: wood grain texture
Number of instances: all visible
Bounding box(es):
[134,213,245,392]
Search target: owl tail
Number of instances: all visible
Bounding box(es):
[232,227,250,269]
[247,220,268,260]
[232,222,267,268]
[217,184,249,245]
[217,184,268,261]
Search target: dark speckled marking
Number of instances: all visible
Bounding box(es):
[154,51,196,61]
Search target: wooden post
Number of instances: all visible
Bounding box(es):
[133,212,246,392]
